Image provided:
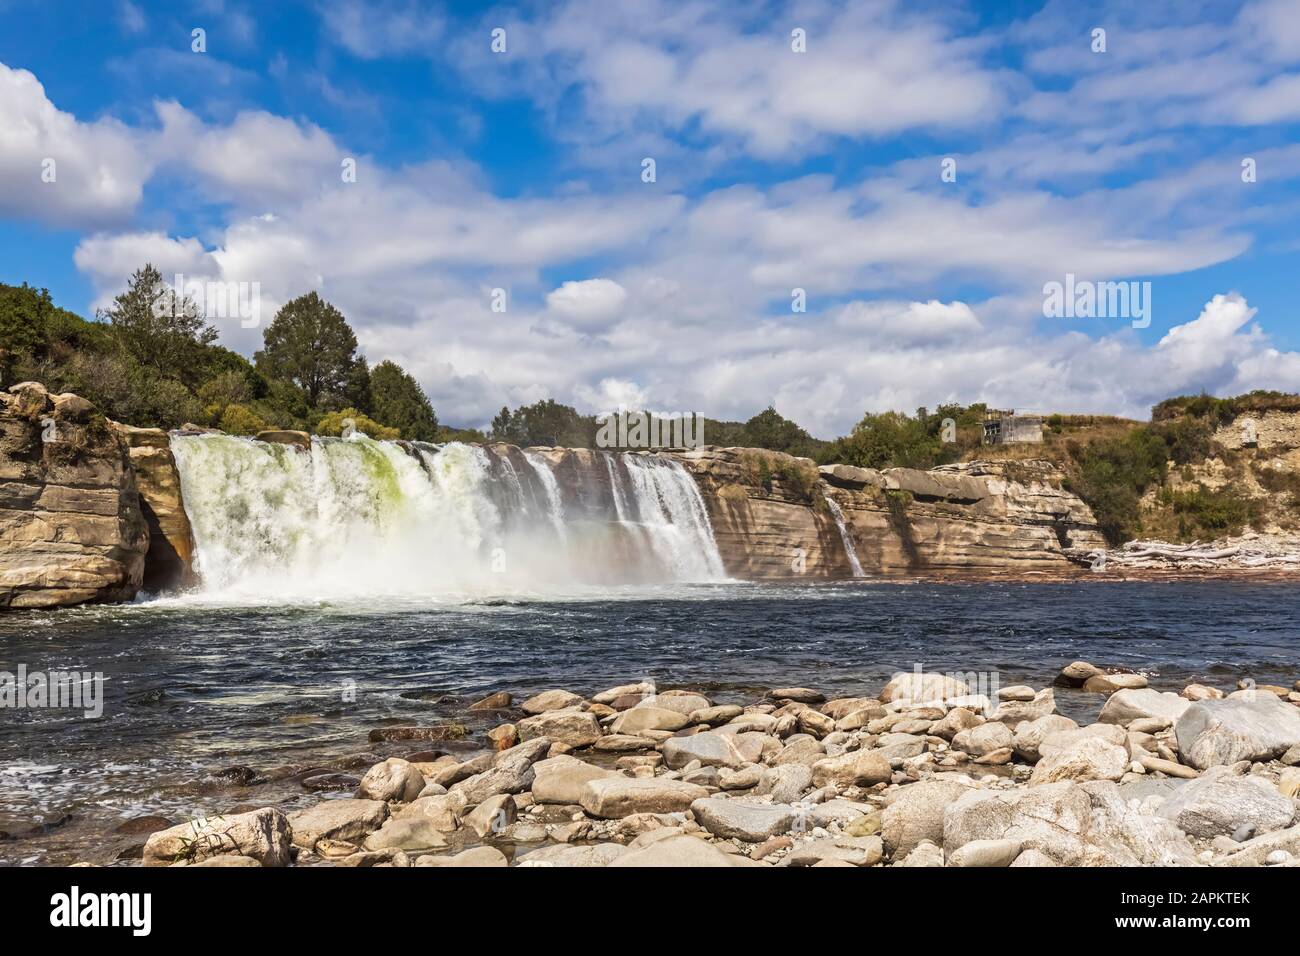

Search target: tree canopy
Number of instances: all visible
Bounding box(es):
[370,359,439,441]
[254,292,361,409]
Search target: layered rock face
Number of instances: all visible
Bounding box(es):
[672,448,1106,578]
[110,423,197,592]
[0,383,148,608]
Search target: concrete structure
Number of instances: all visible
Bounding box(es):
[983,412,1043,445]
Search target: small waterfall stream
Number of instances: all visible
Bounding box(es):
[824,494,865,578]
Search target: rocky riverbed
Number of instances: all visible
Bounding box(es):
[97,665,1300,868]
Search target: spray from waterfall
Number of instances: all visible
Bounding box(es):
[169,434,726,602]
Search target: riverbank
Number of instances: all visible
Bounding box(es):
[21,661,1300,868]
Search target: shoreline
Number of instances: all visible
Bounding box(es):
[21,665,1297,869]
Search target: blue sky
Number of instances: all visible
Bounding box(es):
[1,0,1298,434]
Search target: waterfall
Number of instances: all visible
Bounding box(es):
[169,433,725,600]
[824,494,865,578]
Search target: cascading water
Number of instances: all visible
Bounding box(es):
[824,494,865,578]
[169,434,726,601]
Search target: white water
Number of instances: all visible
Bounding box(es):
[170,434,726,602]
[824,494,865,578]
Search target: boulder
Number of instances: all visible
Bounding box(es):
[989,688,1056,725]
[879,671,968,706]
[1083,673,1148,693]
[947,838,1021,867]
[287,799,388,849]
[811,750,892,789]
[520,689,584,714]
[952,721,1014,756]
[363,817,450,853]
[1013,714,1079,762]
[784,835,883,867]
[468,691,512,711]
[638,692,710,715]
[1099,688,1191,726]
[517,843,630,867]
[416,846,509,867]
[464,794,517,839]
[882,779,970,857]
[357,758,425,802]
[143,808,292,867]
[1029,736,1128,786]
[662,730,769,770]
[530,755,617,804]
[609,706,688,735]
[1156,768,1297,839]
[770,687,825,704]
[609,833,742,867]
[931,707,984,741]
[1055,661,1103,687]
[579,777,710,818]
[450,738,550,804]
[691,797,797,842]
[517,708,602,748]
[944,781,1197,866]
[755,764,813,803]
[1175,696,1300,769]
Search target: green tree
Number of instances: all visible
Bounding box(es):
[489,399,595,447]
[254,292,361,409]
[99,264,217,384]
[370,360,439,441]
[316,407,400,440]
[0,283,52,375]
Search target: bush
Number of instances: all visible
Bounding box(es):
[218,403,269,436]
[315,408,400,440]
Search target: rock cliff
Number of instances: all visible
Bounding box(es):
[0,383,148,608]
[109,423,197,592]
[671,448,1107,578]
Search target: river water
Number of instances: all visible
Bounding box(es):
[1,580,1297,864]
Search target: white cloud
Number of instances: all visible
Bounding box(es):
[545,278,628,330]
[0,63,150,226]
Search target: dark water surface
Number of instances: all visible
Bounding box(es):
[1,580,1298,864]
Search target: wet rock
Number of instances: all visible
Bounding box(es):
[1182,683,1226,701]
[579,777,710,818]
[114,815,174,836]
[288,799,389,850]
[1175,696,1300,769]
[689,705,744,726]
[301,773,360,793]
[517,708,602,748]
[144,807,292,867]
[1055,661,1103,687]
[591,682,654,705]
[487,724,518,751]
[358,758,425,803]
[367,725,467,743]
[520,689,584,714]
[592,734,657,752]
[468,691,512,711]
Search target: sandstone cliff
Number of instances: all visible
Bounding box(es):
[0,383,148,608]
[672,448,1107,578]
[109,423,197,592]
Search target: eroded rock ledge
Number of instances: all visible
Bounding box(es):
[670,448,1108,579]
[0,383,148,608]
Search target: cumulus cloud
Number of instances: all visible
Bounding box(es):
[545,279,628,330]
[0,63,151,226]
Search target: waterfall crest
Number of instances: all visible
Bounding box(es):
[169,434,725,600]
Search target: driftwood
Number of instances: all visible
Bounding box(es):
[1065,534,1300,572]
